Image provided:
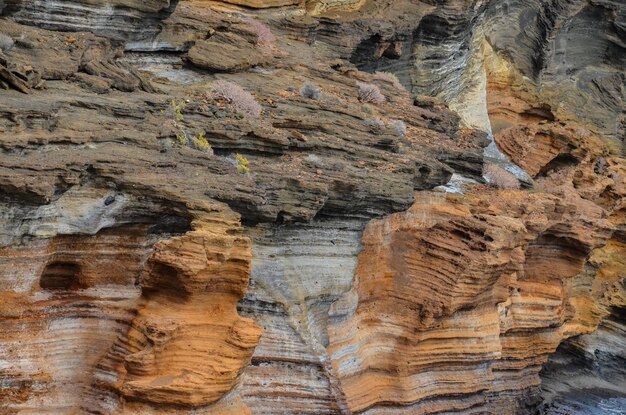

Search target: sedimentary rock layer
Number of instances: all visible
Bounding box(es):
[0,0,624,414]
[238,219,364,414]
[1,0,178,43]
[327,183,621,414]
[0,2,483,413]
[0,182,259,414]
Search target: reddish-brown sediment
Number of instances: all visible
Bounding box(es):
[328,181,622,414]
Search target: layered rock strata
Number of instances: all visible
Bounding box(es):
[0,2,484,413]
[238,219,364,414]
[327,181,622,413]
[0,0,624,414]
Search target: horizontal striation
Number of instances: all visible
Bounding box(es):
[0,223,154,414]
[236,219,366,414]
[3,0,174,42]
[327,187,617,414]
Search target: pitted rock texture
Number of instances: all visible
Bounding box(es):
[1,0,625,414]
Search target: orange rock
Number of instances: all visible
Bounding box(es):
[327,189,616,414]
[100,212,262,411]
[0,208,261,414]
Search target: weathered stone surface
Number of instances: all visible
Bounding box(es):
[0,10,481,222]
[483,0,626,141]
[306,0,365,15]
[103,212,261,411]
[0,3,484,413]
[0,182,260,414]
[187,32,272,72]
[0,0,624,414]
[1,0,176,42]
[238,219,364,414]
[327,184,619,414]
[216,0,300,8]
[540,236,626,414]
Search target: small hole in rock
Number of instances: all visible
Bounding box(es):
[40,261,84,290]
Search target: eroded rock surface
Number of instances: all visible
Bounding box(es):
[1,0,624,414]
[327,184,620,413]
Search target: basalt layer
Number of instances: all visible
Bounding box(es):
[0,1,624,414]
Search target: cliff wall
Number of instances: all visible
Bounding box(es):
[0,0,623,414]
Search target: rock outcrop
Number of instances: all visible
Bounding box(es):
[327,184,620,413]
[0,0,624,414]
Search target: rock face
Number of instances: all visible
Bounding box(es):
[239,219,364,414]
[0,0,624,414]
[540,303,626,414]
[328,187,618,414]
[2,0,177,44]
